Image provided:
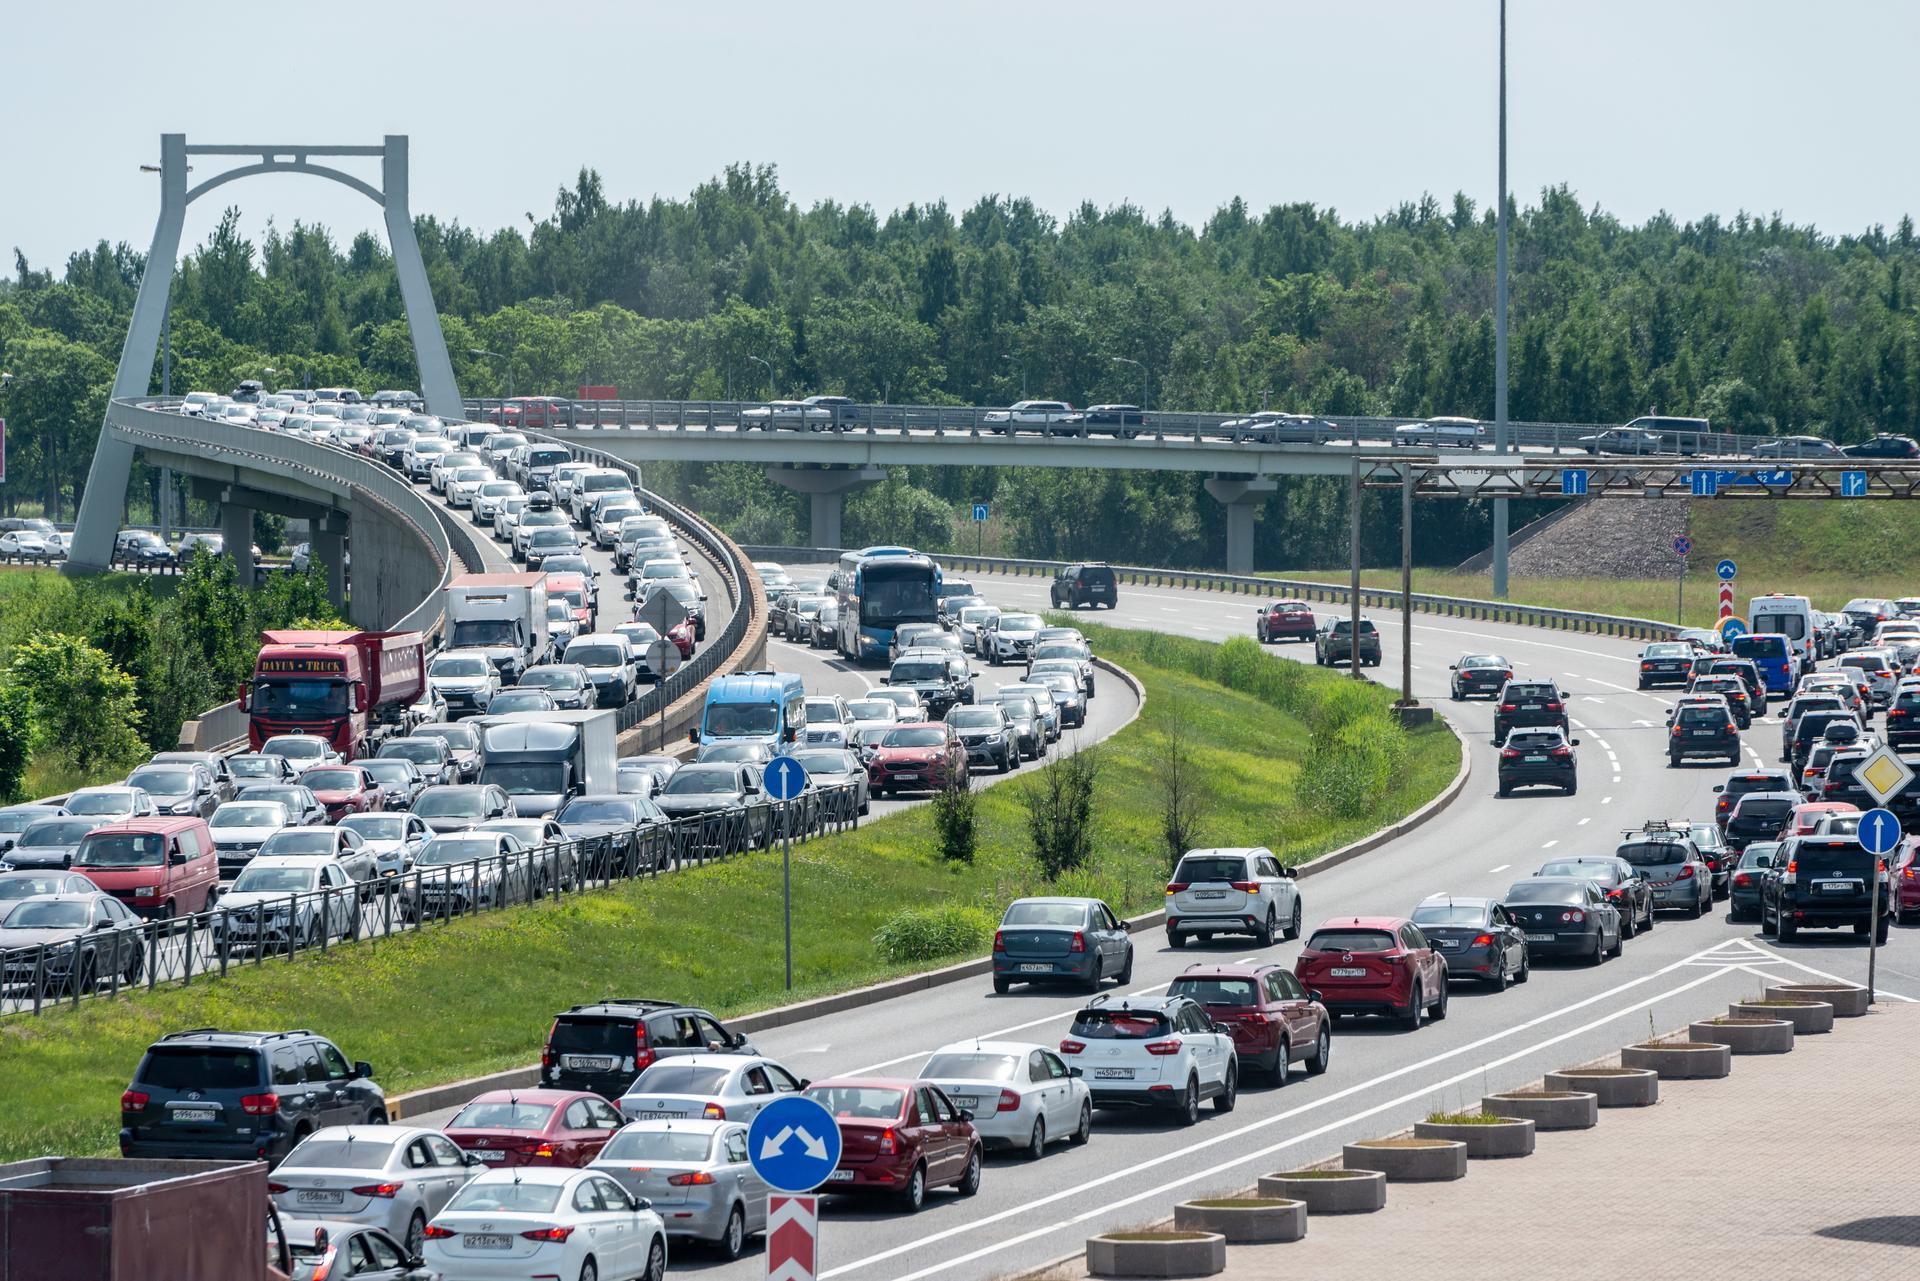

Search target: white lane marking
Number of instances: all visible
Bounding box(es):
[1634,719,1652,727]
[1602,796,1614,804]
[839,949,1740,1281]
[1745,943,1918,1002]
[1577,817,1591,826]
[1584,696,1605,704]
[1541,840,1558,849]
[1488,863,1510,873]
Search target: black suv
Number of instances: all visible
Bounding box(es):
[1496,727,1579,797]
[1888,685,1920,749]
[1669,702,1740,766]
[1705,657,1768,714]
[1790,710,1858,773]
[884,653,970,718]
[542,999,756,1100]
[1761,835,1890,943]
[1714,769,1799,830]
[1051,563,1117,610]
[1316,618,1381,669]
[1492,680,1568,744]
[119,1028,383,1165]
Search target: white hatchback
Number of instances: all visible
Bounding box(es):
[1058,995,1237,1125]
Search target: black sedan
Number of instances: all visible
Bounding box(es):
[1637,641,1696,689]
[1504,878,1622,965]
[1449,653,1512,700]
[1536,856,1654,937]
[1410,894,1529,989]
[1727,841,1782,920]
[1497,728,1579,797]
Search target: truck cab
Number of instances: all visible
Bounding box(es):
[476,710,619,818]
[242,630,427,759]
[446,572,551,681]
[697,672,807,751]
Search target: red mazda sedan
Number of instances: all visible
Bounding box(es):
[1294,916,1449,1029]
[867,723,968,797]
[443,1088,627,1168]
[298,765,385,822]
[803,1077,982,1211]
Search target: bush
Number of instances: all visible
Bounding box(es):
[931,774,977,864]
[1296,713,1407,819]
[8,634,145,775]
[1024,746,1101,878]
[0,682,36,804]
[872,904,996,964]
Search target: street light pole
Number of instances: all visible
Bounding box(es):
[1492,0,1512,599]
[1110,356,1147,411]
[748,354,774,398]
[469,348,513,400]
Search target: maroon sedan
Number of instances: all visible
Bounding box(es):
[1255,601,1316,644]
[1294,916,1449,1029]
[444,1089,627,1168]
[867,723,968,797]
[488,396,575,429]
[1167,962,1332,1084]
[804,1077,982,1211]
[298,765,384,822]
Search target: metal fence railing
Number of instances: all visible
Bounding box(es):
[0,784,859,1019]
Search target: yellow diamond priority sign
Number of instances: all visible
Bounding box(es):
[1853,747,1915,807]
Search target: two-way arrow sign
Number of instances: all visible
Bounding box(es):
[760,1124,830,1162]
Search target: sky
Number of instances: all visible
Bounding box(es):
[7,1,1919,270]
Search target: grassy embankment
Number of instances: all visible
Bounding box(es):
[0,625,1456,1162]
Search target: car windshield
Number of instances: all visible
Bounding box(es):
[420,838,500,864]
[74,833,165,867]
[882,728,945,748]
[339,815,407,840]
[355,761,412,785]
[1068,1009,1174,1039]
[446,1182,562,1214]
[212,805,285,828]
[805,703,843,724]
[380,741,444,765]
[630,1063,731,1094]
[1506,732,1563,749]
[922,1052,1020,1082]
[282,1136,397,1170]
[520,669,587,691]
[65,792,132,815]
[847,700,894,720]
[662,768,738,796]
[1411,904,1487,926]
[261,831,337,856]
[229,866,318,893]
[135,1046,261,1090]
[1,900,89,928]
[567,645,625,667]
[451,1100,555,1131]
[599,1129,715,1162]
[1174,856,1249,884]
[1736,799,1795,820]
[1541,861,1620,885]
[1506,882,1586,906]
[414,790,485,817]
[1307,928,1398,951]
[1002,901,1090,927]
[301,769,361,791]
[431,656,489,678]
[891,662,944,683]
[22,819,99,846]
[1645,643,1691,657]
[804,1086,903,1119]
[1739,844,1780,868]
[790,751,854,775]
[999,614,1043,631]
[124,769,192,798]
[558,800,635,825]
[948,709,1002,729]
[1617,840,1690,866]
[0,810,48,834]
[0,875,79,899]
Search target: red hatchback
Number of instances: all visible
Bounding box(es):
[867,723,969,797]
[1166,963,1332,1084]
[1893,839,1920,925]
[443,1088,626,1168]
[1255,602,1315,644]
[804,1077,982,1211]
[297,765,384,822]
[1294,917,1448,1029]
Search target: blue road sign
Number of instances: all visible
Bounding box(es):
[1561,468,1588,497]
[1752,468,1793,487]
[971,503,990,522]
[1718,616,1747,641]
[1859,808,1903,858]
[1716,559,1738,581]
[1672,535,1693,557]
[764,756,809,803]
[1689,469,1718,498]
[748,1095,843,1194]
[1841,470,1869,498]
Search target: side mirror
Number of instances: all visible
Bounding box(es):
[169,850,189,866]
[959,1109,976,1123]
[1068,1066,1083,1079]
[878,676,889,684]
[1571,738,1582,746]
[633,1197,652,1212]
[465,1152,484,1167]
[354,1061,373,1079]
[1282,866,1298,879]
[1712,784,1724,792]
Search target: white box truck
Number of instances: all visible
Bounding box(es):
[446,572,550,682]
[476,708,619,817]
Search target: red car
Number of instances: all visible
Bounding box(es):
[1294,916,1448,1029]
[443,1088,626,1168]
[1893,839,1920,924]
[803,1077,982,1211]
[667,615,696,658]
[297,765,385,822]
[1166,962,1332,1084]
[487,396,575,429]
[1255,601,1316,644]
[546,573,594,629]
[867,723,968,797]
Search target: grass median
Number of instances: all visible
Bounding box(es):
[0,626,1457,1162]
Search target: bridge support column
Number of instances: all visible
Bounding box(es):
[314,523,348,619]
[1204,476,1277,575]
[221,501,255,590]
[766,465,885,549]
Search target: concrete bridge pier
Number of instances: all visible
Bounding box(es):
[766,465,885,548]
[313,522,348,619]
[220,501,255,589]
[1205,475,1277,575]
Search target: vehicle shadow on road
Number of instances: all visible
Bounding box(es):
[1814,1216,1920,1247]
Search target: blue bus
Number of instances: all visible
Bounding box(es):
[835,547,942,664]
[1731,634,1794,696]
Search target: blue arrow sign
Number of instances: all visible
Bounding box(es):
[1716,559,1737,581]
[764,756,809,803]
[1752,468,1793,487]
[1841,470,1868,498]
[1859,807,1903,858]
[1718,616,1747,641]
[1689,469,1718,498]
[1561,468,1588,497]
[748,1095,843,1193]
[971,503,991,522]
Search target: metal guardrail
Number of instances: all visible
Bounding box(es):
[0,785,860,1018]
[742,544,1683,643]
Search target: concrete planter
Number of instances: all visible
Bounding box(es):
[1173,1198,1306,1244]
[1256,1169,1386,1214]
[1545,1068,1659,1107]
[1730,999,1834,1035]
[1342,1139,1468,1181]
[1482,1090,1599,1130]
[1690,1017,1794,1054]
[1766,983,1869,1018]
[1620,1041,1732,1079]
[1414,1118,1536,1157]
[1086,1232,1226,1278]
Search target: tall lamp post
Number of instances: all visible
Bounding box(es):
[1110,356,1147,412]
[469,348,513,399]
[1491,0,1512,598]
[747,354,774,397]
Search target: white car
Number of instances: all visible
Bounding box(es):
[1058,994,1238,1123]
[404,437,452,481]
[1164,846,1303,947]
[548,461,597,508]
[431,451,485,494]
[1393,416,1484,448]
[338,811,432,879]
[209,855,359,949]
[0,531,61,559]
[426,650,502,719]
[983,399,1081,431]
[616,1052,807,1124]
[919,1040,1092,1157]
[446,466,495,508]
[493,494,531,542]
[739,398,831,428]
[273,1124,477,1258]
[867,687,927,721]
[471,480,523,522]
[800,695,855,747]
[207,800,292,874]
[424,1166,667,1281]
[954,605,1001,651]
[591,500,645,549]
[63,786,157,821]
[261,734,344,775]
[567,469,636,526]
[979,612,1045,665]
[845,697,900,744]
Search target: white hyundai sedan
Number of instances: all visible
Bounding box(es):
[270,1124,477,1257]
[917,1039,1092,1159]
[616,1053,806,1126]
[425,1166,667,1281]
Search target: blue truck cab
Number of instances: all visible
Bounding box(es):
[696,671,807,749]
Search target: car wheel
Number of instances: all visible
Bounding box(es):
[643,1236,666,1281]
[1516,951,1531,983]
[1257,907,1277,948]
[1691,893,1706,920]
[1430,980,1449,1020]
[1071,1101,1092,1144]
[1272,1038,1290,1086]
[576,1259,597,1281]
[1167,930,1184,950]
[1025,1117,1046,1161]
[1589,933,1606,966]
[405,1211,426,1257]
[1177,1076,1200,1126]
[1305,1025,1331,1076]
[900,1162,927,1211]
[1082,956,1103,993]
[1117,945,1134,985]
[993,976,1011,994]
[1490,960,1509,992]
[719,1204,747,1260]
[1214,1063,1237,1113]
[1496,783,1510,798]
[1401,982,1424,1030]
[1284,900,1302,940]
[1620,910,1636,940]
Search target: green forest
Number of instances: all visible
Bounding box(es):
[8,164,1920,569]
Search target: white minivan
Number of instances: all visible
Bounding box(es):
[1751,593,1817,676]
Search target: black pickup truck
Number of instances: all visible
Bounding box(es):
[1760,835,1890,943]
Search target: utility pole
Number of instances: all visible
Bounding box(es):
[161,299,173,541]
[1492,0,1512,598]
[1349,461,1363,682]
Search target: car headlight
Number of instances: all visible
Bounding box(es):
[133,885,158,896]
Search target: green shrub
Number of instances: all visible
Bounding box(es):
[872,904,996,964]
[1296,713,1407,819]
[931,774,977,864]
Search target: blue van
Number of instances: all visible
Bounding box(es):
[696,672,806,749]
[1731,634,1793,696]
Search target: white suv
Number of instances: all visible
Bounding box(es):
[801,695,855,747]
[1166,847,1302,948]
[980,612,1045,665]
[1059,994,1237,1125]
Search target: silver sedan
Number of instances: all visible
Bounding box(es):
[919,1039,1092,1158]
[616,1053,808,1125]
[588,1120,768,1260]
[271,1125,480,1256]
[782,748,871,816]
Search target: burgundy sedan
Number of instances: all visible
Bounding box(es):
[443,1088,627,1168]
[298,765,385,822]
[804,1077,982,1211]
[867,723,968,797]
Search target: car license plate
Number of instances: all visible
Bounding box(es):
[1436,939,1460,949]
[829,1170,855,1182]
[170,1108,216,1123]
[1692,730,1714,737]
[1094,1067,1134,1079]
[295,1190,344,1206]
[1019,963,1050,973]
[951,1096,978,1110]
[564,1055,614,1071]
[1818,880,1856,893]
[1330,967,1366,977]
[1524,754,1547,762]
[474,1149,506,1161]
[1525,932,1555,942]
[463,1233,513,1249]
[636,1110,679,1120]
[895,773,920,782]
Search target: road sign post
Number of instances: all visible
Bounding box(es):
[1715,557,1736,621]
[763,756,809,990]
[1671,535,1692,624]
[971,502,989,554]
[749,1095,842,1281]
[1858,807,1902,1006]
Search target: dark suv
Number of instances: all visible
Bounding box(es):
[119,1028,382,1165]
[1714,769,1798,830]
[1315,618,1381,669]
[1761,834,1890,943]
[1497,727,1579,796]
[542,999,756,1100]
[1888,685,1920,749]
[1492,680,1568,744]
[1668,702,1739,766]
[1051,563,1117,610]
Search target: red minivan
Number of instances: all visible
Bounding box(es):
[71,816,219,919]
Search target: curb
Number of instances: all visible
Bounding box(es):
[1288,714,1471,881]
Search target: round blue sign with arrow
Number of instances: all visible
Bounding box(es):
[748,1094,843,1193]
[764,756,809,803]
[1716,559,1737,581]
[1859,808,1903,858]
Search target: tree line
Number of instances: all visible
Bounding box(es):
[8,166,1920,568]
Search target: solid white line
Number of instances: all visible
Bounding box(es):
[1541,840,1558,849]
[1488,864,1510,873]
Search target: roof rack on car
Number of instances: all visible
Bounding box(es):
[160,1027,222,1040]
[568,998,680,1013]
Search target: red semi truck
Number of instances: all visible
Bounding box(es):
[240,629,427,758]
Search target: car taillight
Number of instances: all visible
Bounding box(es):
[667,1171,716,1186]
[998,1090,1022,1113]
[1560,910,1585,923]
[1605,888,1623,897]
[1059,1039,1085,1054]
[521,1226,576,1241]
[1641,662,1653,671]
[1069,931,1086,953]
[1677,865,1695,880]
[533,1143,555,1159]
[350,1182,403,1198]
[120,1090,149,1112]
[878,1128,897,1155]
[1145,1039,1183,1056]
[1501,748,1521,759]
[1672,727,1683,738]
[1550,747,1572,758]
[1734,873,1753,887]
[240,1093,279,1116]
[1500,703,1516,711]
[1165,882,1188,894]
[1546,701,1563,711]
[1472,933,1494,946]
[266,1181,290,1194]
[422,1226,455,1240]
[703,1102,726,1120]
[541,1018,558,1070]
[635,1024,653,1071]
[1229,881,1258,892]
[993,930,1005,952]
